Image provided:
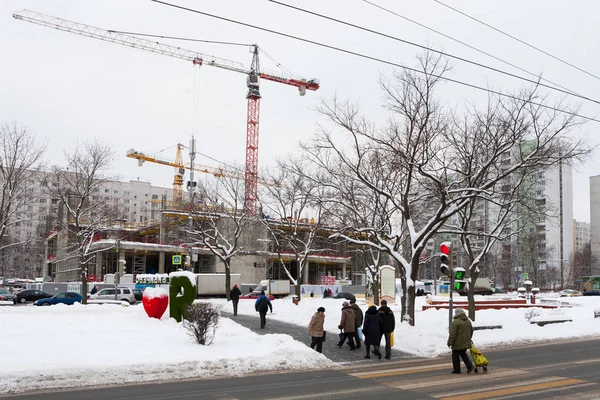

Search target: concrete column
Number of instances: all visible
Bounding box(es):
[159,252,165,274]
[95,253,103,280]
[342,263,347,280]
[303,260,309,284]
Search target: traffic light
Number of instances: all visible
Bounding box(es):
[118,259,126,277]
[439,241,452,277]
[453,267,466,291]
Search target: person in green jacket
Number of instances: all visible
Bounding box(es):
[447,308,474,374]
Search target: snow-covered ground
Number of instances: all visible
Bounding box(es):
[1,293,600,395]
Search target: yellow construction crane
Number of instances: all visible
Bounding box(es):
[127,145,274,204]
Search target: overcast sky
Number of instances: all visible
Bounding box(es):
[1,0,598,221]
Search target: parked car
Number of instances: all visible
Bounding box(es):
[583,289,600,296]
[494,288,506,294]
[0,288,16,303]
[240,292,275,300]
[133,289,144,302]
[89,287,136,304]
[35,292,82,306]
[14,289,52,304]
[559,289,582,297]
[329,292,357,302]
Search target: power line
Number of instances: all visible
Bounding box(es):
[267,0,600,105]
[362,0,580,97]
[432,0,600,82]
[150,0,600,123]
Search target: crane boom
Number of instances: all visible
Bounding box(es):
[12,10,320,93]
[126,148,275,185]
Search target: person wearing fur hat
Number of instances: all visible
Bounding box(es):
[447,308,474,374]
[338,301,357,350]
[308,307,326,353]
[229,284,242,316]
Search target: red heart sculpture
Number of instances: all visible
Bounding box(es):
[142,287,169,319]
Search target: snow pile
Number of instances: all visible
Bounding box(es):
[0,302,330,395]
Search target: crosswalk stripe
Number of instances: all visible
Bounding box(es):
[439,378,586,400]
[392,368,524,390]
[348,362,450,378]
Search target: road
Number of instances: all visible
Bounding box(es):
[4,338,600,400]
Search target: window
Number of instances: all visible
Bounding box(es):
[145,193,148,197]
[39,198,46,203]
[152,194,158,200]
[51,199,59,204]
[114,190,118,194]
[124,191,130,196]
[124,199,130,204]
[39,207,46,212]
[104,189,109,193]
[39,216,46,221]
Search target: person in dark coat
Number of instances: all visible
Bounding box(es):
[447,308,474,374]
[362,305,382,359]
[229,284,242,316]
[90,285,98,295]
[349,299,364,349]
[308,307,326,353]
[378,299,395,359]
[254,290,273,329]
[337,301,357,350]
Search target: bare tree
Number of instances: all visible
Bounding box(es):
[258,160,331,300]
[42,140,116,303]
[301,52,590,326]
[0,122,46,276]
[186,176,251,300]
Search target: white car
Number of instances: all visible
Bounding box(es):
[559,289,582,297]
[90,287,136,304]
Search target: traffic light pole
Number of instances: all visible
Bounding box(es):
[448,273,454,329]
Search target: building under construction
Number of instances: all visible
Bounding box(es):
[44,178,360,286]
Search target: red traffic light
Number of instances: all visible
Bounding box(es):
[440,242,452,255]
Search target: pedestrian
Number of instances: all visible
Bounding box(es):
[349,299,363,349]
[362,305,383,359]
[229,284,242,316]
[308,306,326,353]
[254,290,273,329]
[378,299,395,359]
[323,289,329,299]
[447,308,474,374]
[90,285,98,295]
[337,301,357,350]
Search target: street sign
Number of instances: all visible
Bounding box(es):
[172,255,182,265]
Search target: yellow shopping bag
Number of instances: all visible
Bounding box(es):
[390,332,395,347]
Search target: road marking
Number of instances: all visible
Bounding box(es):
[349,362,450,379]
[440,378,586,400]
[392,369,523,390]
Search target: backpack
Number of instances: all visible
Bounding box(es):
[256,296,268,311]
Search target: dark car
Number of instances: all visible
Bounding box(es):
[35,292,82,306]
[0,288,17,303]
[133,289,144,302]
[583,289,600,296]
[15,289,52,304]
[330,292,357,302]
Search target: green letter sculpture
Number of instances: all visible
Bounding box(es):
[169,275,196,322]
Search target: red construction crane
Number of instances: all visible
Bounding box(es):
[13,9,320,215]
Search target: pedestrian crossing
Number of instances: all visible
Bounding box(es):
[340,358,598,399]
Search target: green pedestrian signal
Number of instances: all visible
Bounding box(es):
[452,267,466,292]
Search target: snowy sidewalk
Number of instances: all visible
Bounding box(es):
[222,310,418,364]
